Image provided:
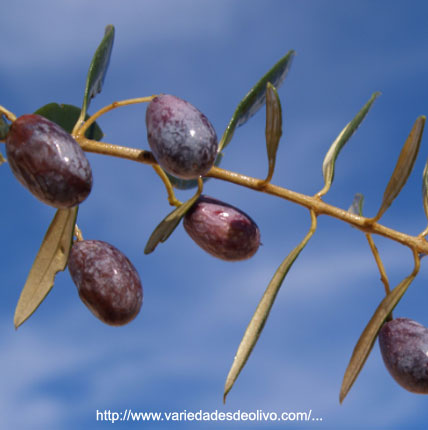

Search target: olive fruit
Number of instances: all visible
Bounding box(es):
[68,240,143,326]
[6,114,92,208]
[378,317,428,394]
[145,94,218,179]
[183,195,261,261]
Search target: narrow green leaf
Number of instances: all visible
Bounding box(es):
[81,24,115,118]
[339,267,419,403]
[219,50,295,152]
[422,158,428,221]
[34,103,104,140]
[348,193,364,216]
[14,207,78,328]
[166,152,224,190]
[224,211,317,403]
[320,92,380,196]
[144,192,201,254]
[375,116,426,221]
[0,114,10,140]
[264,82,282,182]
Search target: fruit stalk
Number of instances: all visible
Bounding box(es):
[73,96,156,138]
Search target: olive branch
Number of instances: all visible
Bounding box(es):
[1,24,427,404]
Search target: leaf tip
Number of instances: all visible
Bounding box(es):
[286,49,296,59]
[339,380,350,404]
[13,312,25,330]
[105,24,115,34]
[143,239,156,255]
[223,382,232,404]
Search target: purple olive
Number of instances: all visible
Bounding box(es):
[378,317,428,394]
[68,240,143,326]
[6,114,92,208]
[146,94,218,179]
[183,195,260,261]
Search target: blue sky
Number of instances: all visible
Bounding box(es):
[1,1,428,429]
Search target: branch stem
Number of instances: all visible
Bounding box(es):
[207,166,428,255]
[76,138,428,256]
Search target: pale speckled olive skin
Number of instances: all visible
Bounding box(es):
[6,114,92,208]
[146,94,218,179]
[183,195,260,261]
[378,317,428,394]
[68,240,143,326]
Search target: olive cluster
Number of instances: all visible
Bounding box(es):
[7,94,427,397]
[5,94,260,325]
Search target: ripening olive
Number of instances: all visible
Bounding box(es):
[145,94,218,179]
[378,317,428,394]
[183,195,261,261]
[6,114,92,208]
[68,240,143,326]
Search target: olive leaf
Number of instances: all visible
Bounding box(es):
[422,158,428,221]
[264,82,282,183]
[144,191,201,254]
[14,207,78,328]
[319,92,380,197]
[34,103,104,140]
[223,210,317,403]
[0,151,5,165]
[81,24,115,119]
[219,50,295,152]
[374,116,426,221]
[0,114,10,140]
[348,193,364,216]
[339,259,419,403]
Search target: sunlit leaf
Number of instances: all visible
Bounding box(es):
[264,82,282,183]
[166,152,223,190]
[219,50,295,152]
[339,262,419,403]
[81,24,115,119]
[0,114,10,140]
[144,191,201,254]
[319,92,380,196]
[14,207,78,328]
[375,116,426,221]
[34,103,104,140]
[348,193,364,216]
[224,210,317,403]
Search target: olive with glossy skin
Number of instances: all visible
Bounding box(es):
[6,114,92,208]
[378,317,428,394]
[68,240,143,326]
[146,94,218,179]
[183,195,260,261]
